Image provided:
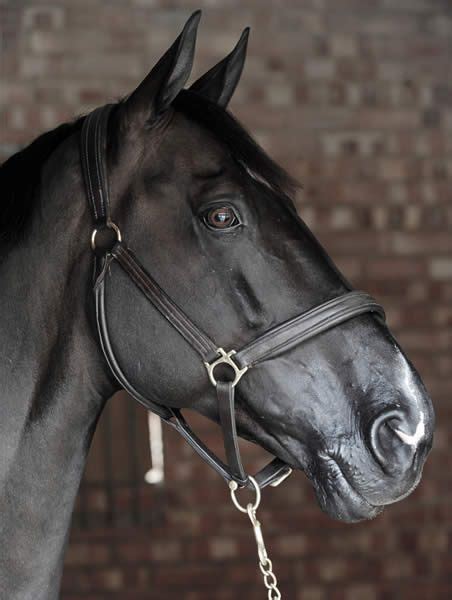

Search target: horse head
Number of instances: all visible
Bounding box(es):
[86,12,434,523]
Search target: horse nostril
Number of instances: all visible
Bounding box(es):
[369,409,423,474]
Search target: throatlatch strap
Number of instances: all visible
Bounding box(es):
[95,265,174,421]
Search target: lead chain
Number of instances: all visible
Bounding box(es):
[229,478,282,599]
[247,503,282,599]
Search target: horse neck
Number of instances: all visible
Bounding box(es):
[0,132,115,599]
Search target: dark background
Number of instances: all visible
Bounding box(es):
[1,1,451,598]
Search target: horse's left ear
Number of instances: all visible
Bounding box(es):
[124,10,201,123]
[190,28,249,107]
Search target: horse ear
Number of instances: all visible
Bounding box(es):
[190,28,249,107]
[125,10,201,122]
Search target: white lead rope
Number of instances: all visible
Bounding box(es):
[229,477,282,599]
[144,411,165,484]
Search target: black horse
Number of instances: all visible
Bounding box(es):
[0,12,434,600]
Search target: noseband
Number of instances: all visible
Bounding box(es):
[81,105,385,491]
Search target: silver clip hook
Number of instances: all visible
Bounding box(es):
[247,504,268,564]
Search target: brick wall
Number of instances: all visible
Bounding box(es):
[1,1,451,598]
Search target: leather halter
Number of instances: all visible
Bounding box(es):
[81,104,385,490]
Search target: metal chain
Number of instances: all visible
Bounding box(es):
[247,504,282,599]
[229,477,282,599]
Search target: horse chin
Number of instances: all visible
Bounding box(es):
[310,454,384,523]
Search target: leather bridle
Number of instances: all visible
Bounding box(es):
[81,104,385,491]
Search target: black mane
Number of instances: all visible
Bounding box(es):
[0,118,84,245]
[1,90,297,246]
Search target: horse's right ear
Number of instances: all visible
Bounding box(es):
[124,10,201,124]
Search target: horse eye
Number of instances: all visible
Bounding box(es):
[203,206,240,230]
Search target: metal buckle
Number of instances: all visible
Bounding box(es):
[91,220,122,251]
[205,348,248,388]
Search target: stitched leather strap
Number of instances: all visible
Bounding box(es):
[217,381,247,482]
[235,291,385,369]
[80,105,114,225]
[112,242,219,362]
[95,261,174,420]
[168,412,289,489]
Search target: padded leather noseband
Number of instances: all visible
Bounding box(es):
[81,104,385,489]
